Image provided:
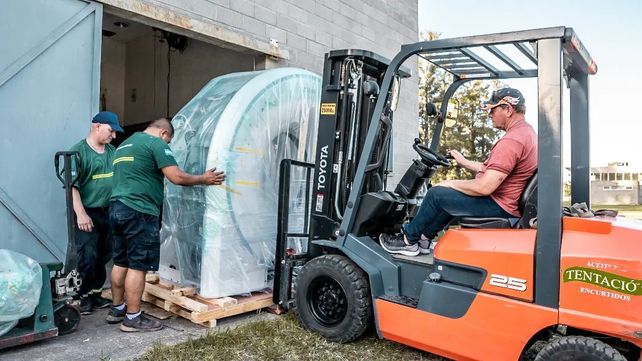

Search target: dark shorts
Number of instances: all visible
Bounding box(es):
[109,200,160,272]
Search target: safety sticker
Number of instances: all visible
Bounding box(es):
[320,103,336,115]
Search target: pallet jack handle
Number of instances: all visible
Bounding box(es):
[54,151,81,275]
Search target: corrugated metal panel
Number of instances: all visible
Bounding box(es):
[0,0,102,262]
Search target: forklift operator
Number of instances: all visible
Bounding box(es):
[380,87,537,256]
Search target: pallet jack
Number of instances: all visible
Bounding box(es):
[0,152,82,350]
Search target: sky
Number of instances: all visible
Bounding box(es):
[418,0,642,167]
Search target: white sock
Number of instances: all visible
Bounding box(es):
[113,303,125,311]
[126,311,141,320]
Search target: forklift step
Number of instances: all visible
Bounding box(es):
[391,253,434,266]
[378,294,419,308]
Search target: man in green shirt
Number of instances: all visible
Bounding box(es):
[106,118,225,332]
[70,111,124,314]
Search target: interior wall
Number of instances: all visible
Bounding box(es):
[166,39,257,118]
[100,37,126,123]
[121,28,155,125]
[124,30,256,126]
[100,27,256,127]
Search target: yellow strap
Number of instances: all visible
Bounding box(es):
[220,185,240,195]
[234,147,262,154]
[236,180,260,187]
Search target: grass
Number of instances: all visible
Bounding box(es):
[137,313,445,361]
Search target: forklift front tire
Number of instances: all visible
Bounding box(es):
[295,255,372,343]
[534,335,626,361]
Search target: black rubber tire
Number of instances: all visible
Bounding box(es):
[54,303,81,335]
[534,336,626,361]
[295,255,372,343]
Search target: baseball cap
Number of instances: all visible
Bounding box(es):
[481,88,525,111]
[92,111,124,132]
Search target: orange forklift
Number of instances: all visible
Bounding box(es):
[274,27,641,360]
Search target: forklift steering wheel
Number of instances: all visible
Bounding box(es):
[412,139,450,167]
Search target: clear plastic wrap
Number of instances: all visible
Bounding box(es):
[0,320,19,337]
[0,249,43,335]
[160,68,320,298]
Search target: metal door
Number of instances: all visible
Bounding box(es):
[0,0,102,262]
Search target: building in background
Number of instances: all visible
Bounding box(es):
[591,162,642,205]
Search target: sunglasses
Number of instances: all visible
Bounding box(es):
[488,104,509,114]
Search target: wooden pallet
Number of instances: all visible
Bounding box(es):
[142,274,274,327]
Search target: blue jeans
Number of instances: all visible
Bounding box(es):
[403,186,512,243]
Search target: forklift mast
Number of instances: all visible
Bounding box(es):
[309,50,409,246]
[335,27,597,308]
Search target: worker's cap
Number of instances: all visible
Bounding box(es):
[481,87,525,111]
[92,111,124,132]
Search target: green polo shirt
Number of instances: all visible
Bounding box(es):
[110,132,178,216]
[70,140,116,208]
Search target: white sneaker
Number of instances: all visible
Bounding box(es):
[379,233,420,257]
[418,240,431,254]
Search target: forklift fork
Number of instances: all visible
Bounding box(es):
[273,159,315,312]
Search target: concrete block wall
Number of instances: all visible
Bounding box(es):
[101,0,419,184]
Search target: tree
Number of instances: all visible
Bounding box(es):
[418,31,502,182]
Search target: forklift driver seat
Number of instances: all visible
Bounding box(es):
[458,172,538,229]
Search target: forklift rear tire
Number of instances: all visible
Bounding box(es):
[54,303,81,336]
[534,335,626,361]
[295,255,372,343]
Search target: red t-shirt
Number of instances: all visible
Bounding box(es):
[475,121,537,216]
